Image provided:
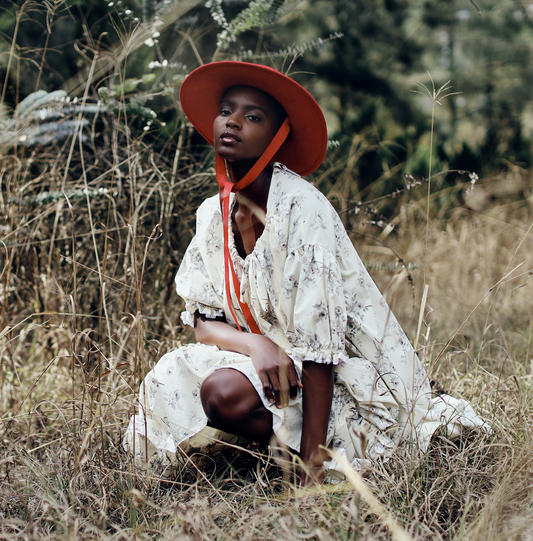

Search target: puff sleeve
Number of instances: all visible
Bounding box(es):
[241,176,351,365]
[279,244,349,365]
[174,196,225,327]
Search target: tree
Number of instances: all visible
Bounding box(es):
[420,0,533,173]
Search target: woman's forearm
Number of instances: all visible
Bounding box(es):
[194,313,257,356]
[300,361,334,478]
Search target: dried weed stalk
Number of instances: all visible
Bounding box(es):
[0,4,533,541]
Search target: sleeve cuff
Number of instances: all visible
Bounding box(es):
[290,349,348,366]
[180,301,225,328]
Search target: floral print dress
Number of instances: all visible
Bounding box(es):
[124,164,488,475]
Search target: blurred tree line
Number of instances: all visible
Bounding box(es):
[1,0,532,190]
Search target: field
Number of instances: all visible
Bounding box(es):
[0,1,533,537]
[1,108,533,540]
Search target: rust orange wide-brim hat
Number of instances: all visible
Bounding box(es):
[179,61,328,176]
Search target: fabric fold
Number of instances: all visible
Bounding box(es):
[126,164,490,476]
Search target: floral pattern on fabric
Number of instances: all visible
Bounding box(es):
[124,164,490,474]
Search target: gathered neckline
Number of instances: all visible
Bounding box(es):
[227,165,280,265]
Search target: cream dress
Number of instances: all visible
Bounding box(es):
[124,164,489,475]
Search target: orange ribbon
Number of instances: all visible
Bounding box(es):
[216,117,291,333]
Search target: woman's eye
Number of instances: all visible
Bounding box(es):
[247,115,260,122]
[219,109,231,116]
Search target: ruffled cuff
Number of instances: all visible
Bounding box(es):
[290,348,348,366]
[180,301,224,328]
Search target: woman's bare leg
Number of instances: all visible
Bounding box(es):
[200,368,274,444]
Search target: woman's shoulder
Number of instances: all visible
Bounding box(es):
[267,163,350,253]
[197,192,220,214]
[195,192,222,231]
[270,163,332,214]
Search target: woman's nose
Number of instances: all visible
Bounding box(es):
[226,114,240,128]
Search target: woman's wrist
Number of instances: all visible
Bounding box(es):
[300,449,328,476]
[297,448,328,485]
[241,332,265,357]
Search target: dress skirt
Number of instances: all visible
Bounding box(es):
[124,342,489,477]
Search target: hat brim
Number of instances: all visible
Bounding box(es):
[179,62,327,176]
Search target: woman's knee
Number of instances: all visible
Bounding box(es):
[200,369,260,426]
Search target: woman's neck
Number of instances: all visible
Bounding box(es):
[228,162,273,211]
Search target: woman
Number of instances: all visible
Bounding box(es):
[125,62,488,483]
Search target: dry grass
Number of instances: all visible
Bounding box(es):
[1,5,533,538]
[1,118,533,540]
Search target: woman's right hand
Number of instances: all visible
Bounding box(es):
[194,313,301,408]
[247,334,302,408]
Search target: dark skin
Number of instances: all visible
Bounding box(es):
[197,86,334,484]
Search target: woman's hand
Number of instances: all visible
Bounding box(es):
[297,450,329,486]
[195,313,335,485]
[246,333,302,408]
[194,313,301,408]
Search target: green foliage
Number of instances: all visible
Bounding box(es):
[0,0,139,102]
[419,0,533,173]
[0,89,98,150]
[2,0,533,174]
[206,0,293,51]
[267,0,284,23]
[15,90,68,117]
[142,0,159,21]
[0,0,532,204]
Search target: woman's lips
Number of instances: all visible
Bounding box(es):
[220,131,241,143]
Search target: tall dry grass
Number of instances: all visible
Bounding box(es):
[1,112,533,539]
[1,4,533,540]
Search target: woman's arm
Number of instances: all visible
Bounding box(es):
[195,314,334,484]
[299,361,334,484]
[194,313,301,407]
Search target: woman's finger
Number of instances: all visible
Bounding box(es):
[258,370,275,404]
[267,370,282,408]
[287,362,302,399]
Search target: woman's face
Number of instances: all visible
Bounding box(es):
[213,86,285,168]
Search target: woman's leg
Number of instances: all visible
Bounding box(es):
[200,368,274,444]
